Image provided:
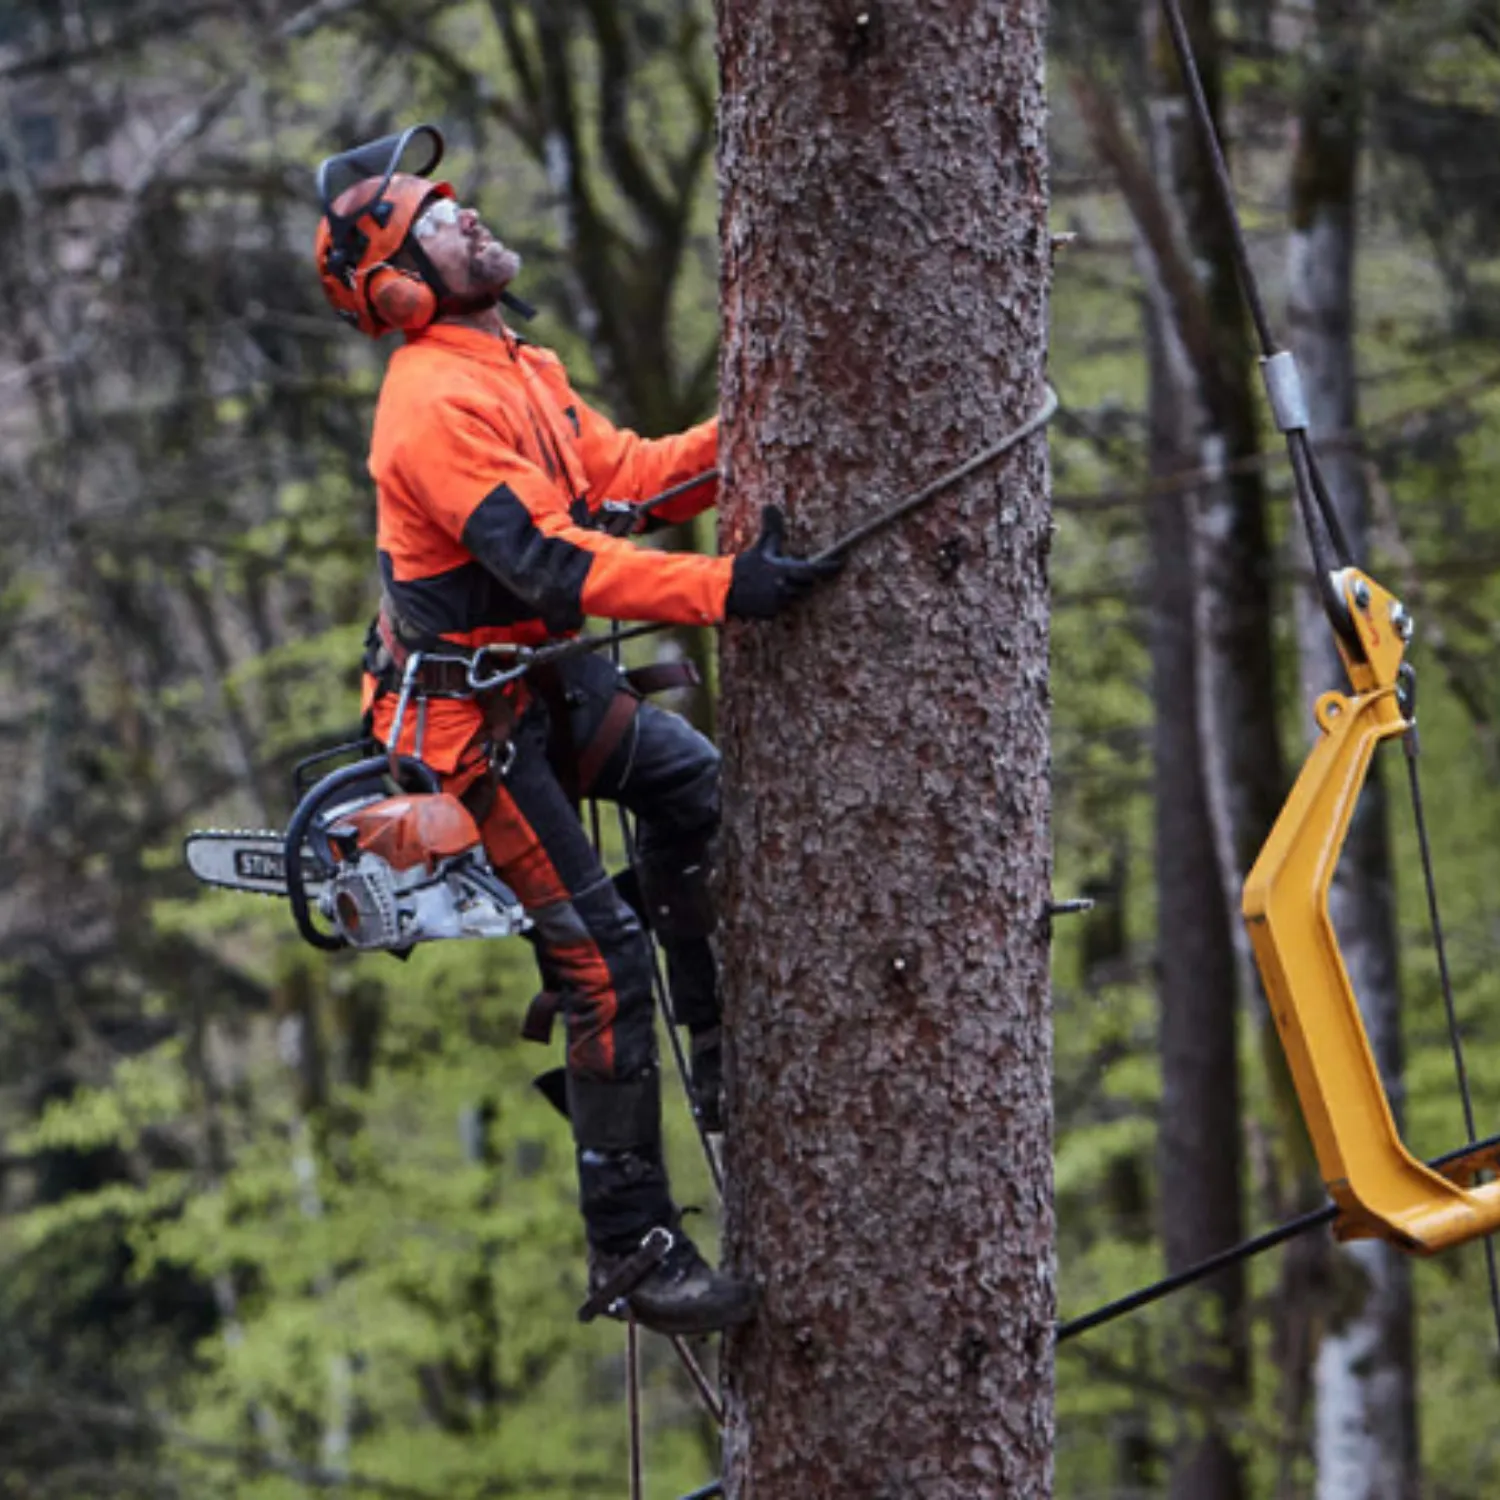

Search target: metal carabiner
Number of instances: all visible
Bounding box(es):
[490,737,517,781]
[386,652,424,780]
[468,643,532,694]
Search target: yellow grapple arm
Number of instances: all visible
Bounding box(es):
[1243,569,1500,1252]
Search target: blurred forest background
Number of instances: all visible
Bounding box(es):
[4,0,1500,1496]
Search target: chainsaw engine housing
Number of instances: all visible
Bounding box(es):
[321,847,527,950]
[317,793,528,951]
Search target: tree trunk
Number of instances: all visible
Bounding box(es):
[716,2,1053,1495]
[1144,308,1248,1500]
[1141,0,1285,990]
[1128,3,1280,1492]
[1286,5,1420,1494]
[1071,4,1268,1491]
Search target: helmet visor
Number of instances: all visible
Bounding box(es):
[317,124,445,217]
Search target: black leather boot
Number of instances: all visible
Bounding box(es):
[589,1224,757,1336]
[571,1072,752,1334]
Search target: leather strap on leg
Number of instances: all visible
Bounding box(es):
[622,662,700,696]
[522,989,564,1044]
[575,691,639,798]
[536,660,699,803]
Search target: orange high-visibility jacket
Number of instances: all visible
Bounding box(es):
[366,323,727,770]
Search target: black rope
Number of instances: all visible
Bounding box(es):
[1155,2,1271,352]
[809,384,1058,566]
[1057,1204,1333,1344]
[637,385,1059,564]
[635,466,720,521]
[1155,0,1355,637]
[668,1335,724,1426]
[627,1316,644,1500]
[615,805,724,1195]
[1401,689,1500,1362]
[1058,1129,1500,1344]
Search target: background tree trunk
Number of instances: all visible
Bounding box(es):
[1135,2,1313,1485]
[716,1,1054,1494]
[1144,308,1249,1500]
[1072,9,1265,1493]
[1141,0,1284,1000]
[1286,3,1420,1494]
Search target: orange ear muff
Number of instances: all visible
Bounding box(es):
[366,264,437,333]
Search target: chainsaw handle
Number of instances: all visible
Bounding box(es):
[282,754,440,951]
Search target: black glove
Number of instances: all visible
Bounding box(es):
[724,505,842,621]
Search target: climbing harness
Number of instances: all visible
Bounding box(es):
[810,384,1058,566]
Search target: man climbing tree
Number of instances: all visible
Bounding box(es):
[715,1,1055,1495]
[310,123,838,1337]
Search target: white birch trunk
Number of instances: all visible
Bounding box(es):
[1285,11,1419,1486]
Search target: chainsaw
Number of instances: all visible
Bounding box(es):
[185,751,529,953]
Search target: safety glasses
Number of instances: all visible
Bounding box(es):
[412,197,463,240]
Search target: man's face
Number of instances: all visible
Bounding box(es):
[411,196,521,299]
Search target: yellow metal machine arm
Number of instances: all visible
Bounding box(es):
[1148,0,1500,1262]
[1243,569,1500,1252]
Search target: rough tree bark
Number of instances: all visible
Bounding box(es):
[1286,3,1419,1494]
[716,2,1053,1495]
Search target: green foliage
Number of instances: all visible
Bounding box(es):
[5,926,717,1495]
[0,2,726,1494]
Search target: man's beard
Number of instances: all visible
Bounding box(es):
[439,246,522,317]
[472,243,522,296]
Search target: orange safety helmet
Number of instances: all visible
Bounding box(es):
[315,123,453,338]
